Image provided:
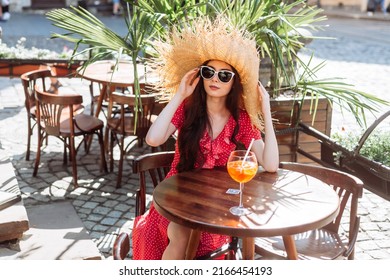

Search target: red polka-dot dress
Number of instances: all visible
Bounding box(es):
[132,103,261,259]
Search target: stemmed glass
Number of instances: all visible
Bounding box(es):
[227,150,258,216]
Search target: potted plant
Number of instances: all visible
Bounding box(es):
[46,0,389,161]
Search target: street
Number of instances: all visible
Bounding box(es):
[298,17,390,132]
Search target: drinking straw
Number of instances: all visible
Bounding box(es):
[242,138,255,167]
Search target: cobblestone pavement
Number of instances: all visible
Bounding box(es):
[0,11,389,260]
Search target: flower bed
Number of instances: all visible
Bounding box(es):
[0,37,86,77]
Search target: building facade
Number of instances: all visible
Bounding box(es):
[10,0,389,13]
[11,1,111,12]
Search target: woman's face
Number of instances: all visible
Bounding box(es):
[202,60,234,98]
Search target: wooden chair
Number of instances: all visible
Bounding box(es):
[21,69,84,161]
[112,151,175,260]
[255,162,363,260]
[106,91,157,188]
[112,232,131,260]
[20,69,53,161]
[33,85,107,188]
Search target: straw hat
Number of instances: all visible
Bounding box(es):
[149,15,263,130]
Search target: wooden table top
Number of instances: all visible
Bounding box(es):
[153,167,340,238]
[77,60,154,86]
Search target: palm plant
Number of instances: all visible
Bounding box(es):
[46,3,161,122]
[136,0,207,29]
[194,0,388,126]
[46,0,389,128]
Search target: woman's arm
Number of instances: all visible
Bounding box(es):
[146,68,200,147]
[252,82,279,172]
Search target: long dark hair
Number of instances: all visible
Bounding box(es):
[176,61,243,172]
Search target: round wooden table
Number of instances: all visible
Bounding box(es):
[153,167,340,260]
[77,60,157,150]
[77,60,153,118]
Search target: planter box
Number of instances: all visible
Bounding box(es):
[0,59,84,78]
[297,110,390,201]
[271,97,332,163]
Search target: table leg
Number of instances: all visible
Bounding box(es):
[242,237,255,260]
[87,84,107,152]
[94,84,107,118]
[185,229,200,260]
[282,235,298,260]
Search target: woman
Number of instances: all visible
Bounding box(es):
[132,16,279,260]
[112,0,120,15]
[0,0,10,21]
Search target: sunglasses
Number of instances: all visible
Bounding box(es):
[200,66,235,83]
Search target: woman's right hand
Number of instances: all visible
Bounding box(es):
[176,68,200,99]
[146,68,199,147]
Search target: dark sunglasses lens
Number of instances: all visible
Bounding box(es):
[218,71,233,83]
[201,67,215,79]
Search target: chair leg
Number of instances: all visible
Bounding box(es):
[69,135,78,188]
[97,128,108,173]
[116,136,125,188]
[33,130,44,177]
[83,135,88,154]
[226,237,239,260]
[26,116,32,161]
[89,81,95,116]
[104,125,110,154]
[63,137,68,165]
[110,131,115,172]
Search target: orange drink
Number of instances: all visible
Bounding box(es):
[227,160,258,183]
[227,149,257,216]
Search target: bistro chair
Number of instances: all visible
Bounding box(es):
[106,91,157,188]
[255,162,363,260]
[21,68,84,161]
[112,151,175,260]
[132,151,175,217]
[88,81,128,118]
[21,69,52,161]
[33,85,107,188]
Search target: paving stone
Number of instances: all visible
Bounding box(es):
[83,201,100,209]
[92,206,111,215]
[100,217,118,226]
[107,210,122,218]
[366,250,390,260]
[358,240,381,251]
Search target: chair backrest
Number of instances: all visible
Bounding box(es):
[112,232,130,260]
[34,85,83,136]
[279,162,363,239]
[111,151,174,260]
[21,69,52,111]
[107,91,156,136]
[132,151,175,216]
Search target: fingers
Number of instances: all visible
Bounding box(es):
[189,68,200,86]
[257,81,270,99]
[257,81,267,94]
[177,68,200,98]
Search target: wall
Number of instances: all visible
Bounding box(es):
[10,0,78,12]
